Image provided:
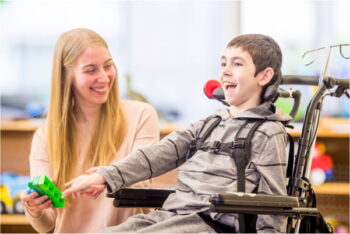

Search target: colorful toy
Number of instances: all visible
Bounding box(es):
[0,185,14,214]
[309,143,334,185]
[28,175,66,208]
[0,172,31,213]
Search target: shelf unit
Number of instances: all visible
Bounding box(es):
[313,182,349,195]
[1,214,29,225]
[0,214,36,233]
[1,118,349,231]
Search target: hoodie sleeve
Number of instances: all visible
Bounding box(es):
[97,118,205,194]
[254,125,288,233]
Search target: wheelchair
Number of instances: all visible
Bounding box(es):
[108,44,350,233]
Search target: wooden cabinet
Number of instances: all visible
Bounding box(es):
[1,118,349,231]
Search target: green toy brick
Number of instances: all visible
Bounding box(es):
[28,176,66,208]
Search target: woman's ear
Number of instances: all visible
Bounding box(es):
[258,67,274,86]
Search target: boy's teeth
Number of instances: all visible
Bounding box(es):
[226,84,237,89]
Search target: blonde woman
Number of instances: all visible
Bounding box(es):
[20,28,159,233]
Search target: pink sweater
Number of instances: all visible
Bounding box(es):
[25,100,160,233]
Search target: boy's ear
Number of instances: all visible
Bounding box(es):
[257,67,274,86]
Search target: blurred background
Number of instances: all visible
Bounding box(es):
[0,1,349,232]
[1,0,349,123]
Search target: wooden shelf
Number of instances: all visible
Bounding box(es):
[1,119,44,131]
[313,182,349,195]
[159,122,182,136]
[0,214,29,225]
[2,118,349,138]
[287,117,350,138]
[288,130,350,138]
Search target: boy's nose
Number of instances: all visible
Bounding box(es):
[223,66,232,76]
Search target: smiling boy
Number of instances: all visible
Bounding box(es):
[63,34,291,233]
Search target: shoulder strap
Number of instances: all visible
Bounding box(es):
[186,115,222,160]
[197,116,222,143]
[233,119,264,234]
[233,120,265,192]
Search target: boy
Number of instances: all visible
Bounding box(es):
[63,34,291,233]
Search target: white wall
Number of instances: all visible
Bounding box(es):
[1,0,349,122]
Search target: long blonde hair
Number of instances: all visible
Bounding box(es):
[47,28,127,192]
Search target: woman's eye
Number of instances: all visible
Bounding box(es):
[85,69,96,74]
[234,62,243,66]
[220,62,226,67]
[104,64,112,69]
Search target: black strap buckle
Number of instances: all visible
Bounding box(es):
[189,140,197,152]
[294,178,311,191]
[231,140,245,149]
[211,141,221,153]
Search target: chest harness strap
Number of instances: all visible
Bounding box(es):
[189,116,266,233]
[232,120,264,233]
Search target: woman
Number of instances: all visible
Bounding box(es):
[20,28,159,233]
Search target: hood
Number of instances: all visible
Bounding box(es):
[215,102,292,122]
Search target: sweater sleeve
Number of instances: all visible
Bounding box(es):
[24,127,56,233]
[254,130,288,233]
[97,118,204,194]
[130,103,160,152]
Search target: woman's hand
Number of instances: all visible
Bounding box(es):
[62,173,106,199]
[20,190,52,217]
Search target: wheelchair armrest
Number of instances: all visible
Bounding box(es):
[107,188,175,208]
[210,192,319,216]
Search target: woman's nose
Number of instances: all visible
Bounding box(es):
[97,70,110,83]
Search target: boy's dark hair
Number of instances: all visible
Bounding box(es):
[227,34,282,102]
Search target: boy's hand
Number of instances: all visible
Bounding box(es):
[83,184,106,200]
[62,173,106,199]
[85,166,99,175]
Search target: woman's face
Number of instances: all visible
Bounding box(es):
[71,45,116,109]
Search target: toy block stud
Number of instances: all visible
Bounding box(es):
[28,176,66,208]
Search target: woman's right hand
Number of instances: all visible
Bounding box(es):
[20,190,52,217]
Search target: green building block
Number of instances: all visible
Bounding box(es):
[28,176,66,208]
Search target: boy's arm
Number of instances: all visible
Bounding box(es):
[254,131,288,233]
[62,117,206,197]
[96,120,203,195]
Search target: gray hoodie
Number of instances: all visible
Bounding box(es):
[98,102,292,233]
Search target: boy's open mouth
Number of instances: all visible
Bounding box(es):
[224,83,237,91]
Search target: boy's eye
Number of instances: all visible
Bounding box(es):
[220,62,226,67]
[234,62,243,66]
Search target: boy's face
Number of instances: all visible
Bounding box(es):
[219,46,265,110]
